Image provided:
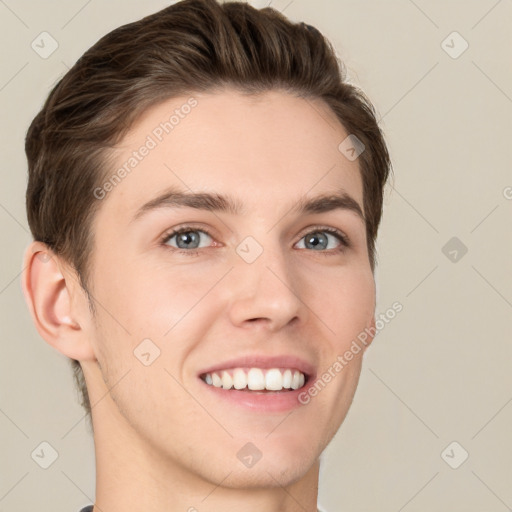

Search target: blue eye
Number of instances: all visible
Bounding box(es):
[295,228,349,251]
[160,226,350,255]
[162,228,213,251]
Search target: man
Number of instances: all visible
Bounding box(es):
[21,0,391,510]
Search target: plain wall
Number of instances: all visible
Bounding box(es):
[1,1,511,511]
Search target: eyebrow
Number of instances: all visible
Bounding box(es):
[130,185,365,224]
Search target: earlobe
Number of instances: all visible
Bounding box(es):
[21,241,96,361]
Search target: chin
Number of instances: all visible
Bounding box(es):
[217,455,317,490]
[211,434,322,489]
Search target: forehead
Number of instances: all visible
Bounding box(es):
[99,89,363,220]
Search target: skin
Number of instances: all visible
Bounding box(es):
[22,89,376,512]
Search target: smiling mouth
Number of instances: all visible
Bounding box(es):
[199,367,309,392]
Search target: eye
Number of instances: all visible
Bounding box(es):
[295,228,349,252]
[159,225,350,256]
[161,227,214,251]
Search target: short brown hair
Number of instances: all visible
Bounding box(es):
[25,0,392,425]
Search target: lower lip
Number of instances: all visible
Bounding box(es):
[198,378,313,413]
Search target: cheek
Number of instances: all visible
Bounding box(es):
[104,259,224,341]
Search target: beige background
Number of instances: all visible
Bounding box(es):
[1,0,511,511]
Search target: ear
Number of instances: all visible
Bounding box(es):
[21,241,96,361]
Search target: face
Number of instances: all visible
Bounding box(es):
[82,88,376,488]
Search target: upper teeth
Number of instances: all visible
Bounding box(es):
[203,368,306,391]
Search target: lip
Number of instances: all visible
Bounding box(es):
[199,380,315,412]
[197,354,316,380]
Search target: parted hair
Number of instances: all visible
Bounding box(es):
[25,0,392,424]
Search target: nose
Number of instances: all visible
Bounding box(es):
[226,240,307,332]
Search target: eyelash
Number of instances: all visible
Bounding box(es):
[159,225,351,257]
